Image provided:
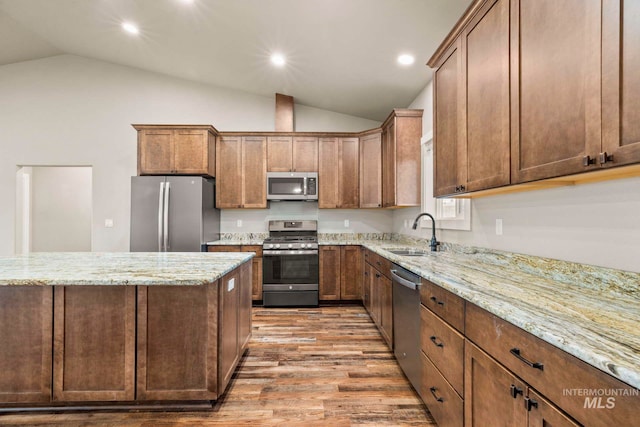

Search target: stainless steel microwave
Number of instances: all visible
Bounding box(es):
[266,172,318,201]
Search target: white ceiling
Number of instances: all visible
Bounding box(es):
[0,0,471,121]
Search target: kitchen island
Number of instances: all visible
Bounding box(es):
[0,252,253,410]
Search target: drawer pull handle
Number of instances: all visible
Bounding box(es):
[375,273,381,278]
[430,336,444,348]
[510,348,544,370]
[510,384,523,399]
[524,397,539,411]
[430,296,445,306]
[429,387,444,403]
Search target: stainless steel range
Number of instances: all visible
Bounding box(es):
[262,220,319,307]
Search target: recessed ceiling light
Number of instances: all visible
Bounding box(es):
[397,54,415,66]
[270,53,286,67]
[122,22,140,35]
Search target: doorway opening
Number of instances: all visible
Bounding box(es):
[15,166,92,253]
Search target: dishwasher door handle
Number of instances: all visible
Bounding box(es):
[390,270,421,290]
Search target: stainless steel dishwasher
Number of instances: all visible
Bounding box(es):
[391,263,422,397]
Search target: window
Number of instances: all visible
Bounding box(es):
[420,135,471,231]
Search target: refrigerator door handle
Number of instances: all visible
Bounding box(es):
[158,182,165,251]
[163,181,170,251]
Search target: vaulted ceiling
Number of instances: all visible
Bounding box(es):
[0,0,472,121]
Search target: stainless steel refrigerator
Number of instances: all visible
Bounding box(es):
[130,176,219,252]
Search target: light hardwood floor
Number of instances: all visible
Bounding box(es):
[0,305,435,426]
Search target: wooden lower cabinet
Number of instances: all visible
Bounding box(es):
[238,262,252,351]
[378,272,393,348]
[363,251,392,349]
[465,342,578,427]
[208,245,263,302]
[0,287,52,403]
[137,282,218,401]
[218,270,240,395]
[319,245,363,301]
[422,352,463,427]
[54,286,136,401]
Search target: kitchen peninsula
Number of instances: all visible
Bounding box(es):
[0,252,253,410]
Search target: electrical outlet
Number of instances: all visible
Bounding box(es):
[496,219,503,236]
[104,219,113,228]
[236,219,242,228]
[344,219,350,228]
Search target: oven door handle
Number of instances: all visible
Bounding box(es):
[263,250,319,256]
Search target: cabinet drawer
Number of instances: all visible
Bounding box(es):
[420,279,465,332]
[369,252,392,278]
[421,352,463,427]
[420,305,464,396]
[208,245,241,252]
[466,303,639,427]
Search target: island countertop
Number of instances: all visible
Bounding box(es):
[0,252,254,286]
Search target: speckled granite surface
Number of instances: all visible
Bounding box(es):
[359,240,640,389]
[0,252,254,286]
[207,233,268,245]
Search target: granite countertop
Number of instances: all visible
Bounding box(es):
[0,252,254,286]
[359,240,640,390]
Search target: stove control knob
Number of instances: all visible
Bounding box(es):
[267,244,274,249]
[275,244,280,249]
[288,244,293,248]
[300,243,306,248]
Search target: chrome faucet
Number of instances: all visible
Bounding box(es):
[412,213,440,252]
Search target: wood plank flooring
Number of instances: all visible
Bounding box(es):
[0,305,435,426]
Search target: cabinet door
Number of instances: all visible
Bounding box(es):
[139,129,174,174]
[238,261,253,352]
[527,389,579,427]
[241,136,267,208]
[371,269,382,326]
[340,246,362,300]
[511,0,602,183]
[339,137,360,208]
[54,286,135,401]
[359,132,382,208]
[319,245,341,300]
[208,245,242,252]
[382,121,396,206]
[434,39,463,197]
[218,270,240,395]
[463,0,510,192]
[465,341,527,427]
[251,256,263,301]
[318,137,339,208]
[379,274,393,349]
[602,0,640,167]
[267,136,293,172]
[137,282,217,401]
[174,129,209,174]
[0,287,52,403]
[363,264,373,314]
[216,136,243,208]
[292,137,318,172]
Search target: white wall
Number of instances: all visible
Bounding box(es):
[0,54,380,255]
[395,82,640,273]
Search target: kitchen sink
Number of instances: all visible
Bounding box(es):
[385,249,430,257]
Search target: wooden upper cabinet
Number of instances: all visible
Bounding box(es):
[267,136,293,172]
[359,131,382,208]
[463,0,510,192]
[511,0,602,183]
[267,136,318,172]
[293,137,319,172]
[216,136,267,209]
[242,136,267,208]
[602,0,640,167]
[434,40,463,197]
[135,125,216,177]
[319,137,359,208]
[382,110,423,206]
[216,136,243,209]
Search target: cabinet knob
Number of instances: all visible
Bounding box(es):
[459,185,465,192]
[583,155,595,166]
[524,397,538,412]
[599,152,613,164]
[455,186,460,192]
[510,384,523,399]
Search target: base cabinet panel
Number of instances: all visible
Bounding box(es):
[0,287,52,403]
[137,283,217,401]
[54,286,136,402]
